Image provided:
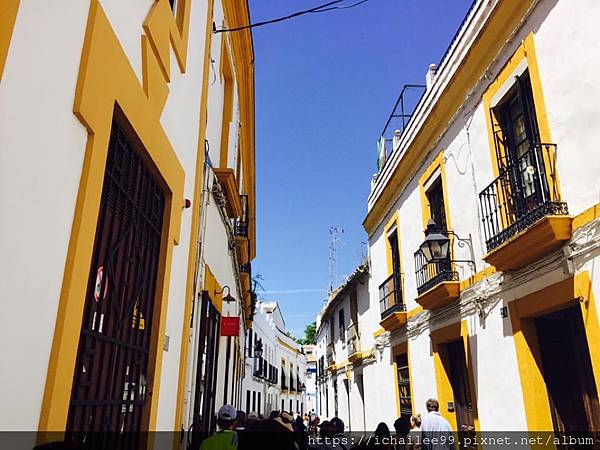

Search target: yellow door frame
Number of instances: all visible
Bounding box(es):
[39,0,192,433]
[509,272,600,432]
[430,320,480,432]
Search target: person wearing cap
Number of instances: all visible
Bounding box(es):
[200,404,238,450]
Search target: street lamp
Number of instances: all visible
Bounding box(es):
[418,219,476,271]
[215,285,236,303]
[419,219,451,262]
[244,339,263,360]
[253,339,263,359]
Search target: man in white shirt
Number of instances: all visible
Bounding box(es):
[420,399,453,450]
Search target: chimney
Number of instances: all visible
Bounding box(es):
[426,63,437,89]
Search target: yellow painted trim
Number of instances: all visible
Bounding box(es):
[383,211,408,310]
[373,327,385,338]
[510,273,600,433]
[363,0,538,235]
[277,337,301,355]
[407,305,423,319]
[484,215,572,272]
[384,211,400,276]
[173,0,215,435]
[0,0,19,82]
[39,0,189,432]
[222,0,256,259]
[482,33,559,196]
[459,266,496,291]
[391,341,415,416]
[203,265,223,314]
[573,202,600,230]
[392,355,401,417]
[219,35,234,169]
[418,150,452,231]
[430,321,480,432]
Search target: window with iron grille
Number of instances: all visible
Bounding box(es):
[396,353,413,417]
[66,116,165,438]
[479,70,567,251]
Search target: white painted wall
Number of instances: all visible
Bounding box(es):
[361,0,600,434]
[241,302,307,418]
[0,0,252,431]
[155,0,209,430]
[0,0,91,430]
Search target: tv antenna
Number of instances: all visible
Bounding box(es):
[328,226,344,293]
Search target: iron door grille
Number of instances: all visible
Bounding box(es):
[67,118,165,435]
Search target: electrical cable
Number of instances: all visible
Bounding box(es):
[214,0,373,33]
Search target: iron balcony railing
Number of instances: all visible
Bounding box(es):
[317,357,326,381]
[234,194,249,237]
[254,357,263,378]
[326,343,335,367]
[414,249,460,295]
[378,85,427,172]
[346,322,360,356]
[479,143,568,252]
[379,273,406,318]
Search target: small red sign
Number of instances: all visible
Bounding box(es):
[221,317,240,336]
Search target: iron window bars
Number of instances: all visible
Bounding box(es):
[234,194,249,237]
[378,272,406,319]
[479,143,567,252]
[66,118,165,441]
[414,247,460,295]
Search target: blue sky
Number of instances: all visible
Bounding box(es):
[249,0,474,338]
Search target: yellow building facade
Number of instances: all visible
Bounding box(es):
[359,0,600,435]
[0,0,256,446]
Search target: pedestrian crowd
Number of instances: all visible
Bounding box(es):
[200,398,453,450]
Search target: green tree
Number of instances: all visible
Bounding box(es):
[299,321,316,345]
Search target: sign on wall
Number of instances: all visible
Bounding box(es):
[221,316,240,336]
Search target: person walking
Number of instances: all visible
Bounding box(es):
[200,404,238,450]
[420,399,452,450]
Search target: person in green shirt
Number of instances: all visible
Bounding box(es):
[200,404,239,450]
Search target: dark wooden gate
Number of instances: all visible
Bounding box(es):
[447,340,476,449]
[536,305,600,440]
[66,118,165,439]
[189,292,221,450]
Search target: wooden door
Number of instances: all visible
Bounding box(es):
[447,340,475,449]
[535,305,600,438]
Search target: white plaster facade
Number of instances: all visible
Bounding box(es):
[316,0,600,435]
[0,0,256,438]
[241,302,307,418]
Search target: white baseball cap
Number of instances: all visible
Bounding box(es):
[218,404,237,421]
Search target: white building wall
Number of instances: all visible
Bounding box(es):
[0,0,92,430]
[362,0,600,434]
[155,0,209,430]
[0,0,252,431]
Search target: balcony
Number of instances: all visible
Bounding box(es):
[346,323,364,363]
[414,249,461,310]
[378,273,407,332]
[213,168,243,218]
[326,343,336,371]
[479,143,571,271]
[234,194,250,267]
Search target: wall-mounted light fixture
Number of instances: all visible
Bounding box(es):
[419,219,476,271]
[216,285,236,303]
[245,339,263,359]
